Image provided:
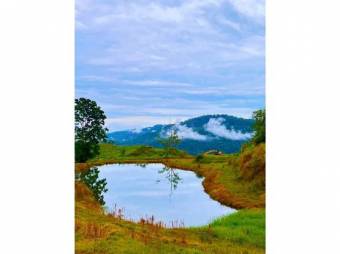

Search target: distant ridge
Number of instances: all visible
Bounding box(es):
[108,114,254,155]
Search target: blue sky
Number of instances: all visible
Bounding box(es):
[76,0,265,131]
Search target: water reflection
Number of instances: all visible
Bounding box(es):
[136,163,147,168]
[98,163,236,227]
[157,166,182,194]
[76,167,108,205]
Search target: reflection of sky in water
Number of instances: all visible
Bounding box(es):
[99,163,236,227]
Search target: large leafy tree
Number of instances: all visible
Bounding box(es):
[252,109,265,144]
[75,98,108,162]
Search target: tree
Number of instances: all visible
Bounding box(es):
[158,128,181,158]
[252,109,265,144]
[75,98,108,162]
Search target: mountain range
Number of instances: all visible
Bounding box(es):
[107,115,254,155]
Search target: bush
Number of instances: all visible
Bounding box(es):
[252,109,265,144]
[167,148,188,157]
[239,143,265,188]
[120,148,126,157]
[75,141,100,163]
[128,146,154,157]
[195,154,204,163]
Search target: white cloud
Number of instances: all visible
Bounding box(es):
[180,82,264,96]
[78,0,264,75]
[91,0,225,26]
[166,124,208,141]
[217,17,241,31]
[205,118,253,140]
[227,0,265,21]
[76,20,87,30]
[93,3,184,24]
[131,128,142,133]
[123,79,193,88]
[105,116,173,131]
[76,0,265,130]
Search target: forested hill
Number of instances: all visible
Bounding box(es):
[108,115,254,155]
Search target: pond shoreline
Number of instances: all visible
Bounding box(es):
[76,158,264,210]
[98,163,236,227]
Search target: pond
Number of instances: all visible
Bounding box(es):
[98,163,236,227]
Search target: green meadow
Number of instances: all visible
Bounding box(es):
[76,144,265,254]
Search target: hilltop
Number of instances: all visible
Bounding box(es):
[108,114,254,155]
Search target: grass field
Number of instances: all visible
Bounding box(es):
[88,144,190,162]
[75,144,265,254]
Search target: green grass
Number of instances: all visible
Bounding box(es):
[89,144,190,162]
[201,209,265,249]
[76,143,265,253]
[195,153,239,164]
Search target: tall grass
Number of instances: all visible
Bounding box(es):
[206,209,265,249]
[239,143,265,188]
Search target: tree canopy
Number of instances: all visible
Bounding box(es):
[252,109,265,144]
[75,98,108,162]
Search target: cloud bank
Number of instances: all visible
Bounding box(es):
[166,124,207,141]
[205,118,253,140]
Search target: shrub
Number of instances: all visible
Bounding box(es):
[128,146,154,156]
[239,143,265,188]
[195,154,204,163]
[251,109,265,144]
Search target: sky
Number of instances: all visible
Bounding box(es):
[76,0,265,131]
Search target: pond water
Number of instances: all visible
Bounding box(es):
[98,163,236,227]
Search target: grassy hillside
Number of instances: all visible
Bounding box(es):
[76,143,265,254]
[239,143,265,188]
[88,144,190,162]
